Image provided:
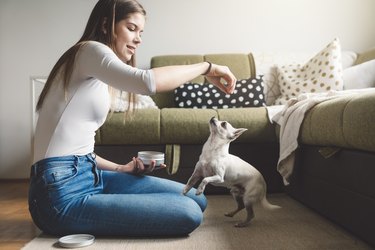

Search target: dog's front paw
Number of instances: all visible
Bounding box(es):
[196,186,205,195]
[182,186,190,196]
[196,181,208,195]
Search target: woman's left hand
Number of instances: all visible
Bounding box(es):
[131,157,166,175]
[205,64,237,94]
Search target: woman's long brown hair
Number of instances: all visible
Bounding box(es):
[36,0,146,112]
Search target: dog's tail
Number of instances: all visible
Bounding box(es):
[260,197,281,210]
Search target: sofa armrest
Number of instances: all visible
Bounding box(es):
[300,91,375,153]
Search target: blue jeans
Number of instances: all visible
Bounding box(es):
[28,153,207,236]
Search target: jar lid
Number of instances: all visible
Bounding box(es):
[58,234,95,248]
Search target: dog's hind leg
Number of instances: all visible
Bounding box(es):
[225,186,245,217]
[235,192,258,227]
[235,204,254,228]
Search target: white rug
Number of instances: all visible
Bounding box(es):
[22,194,372,250]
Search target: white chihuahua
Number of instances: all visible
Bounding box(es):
[183,117,280,227]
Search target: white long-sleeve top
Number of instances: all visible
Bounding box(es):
[33,41,155,164]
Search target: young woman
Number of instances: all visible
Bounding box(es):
[29,0,236,237]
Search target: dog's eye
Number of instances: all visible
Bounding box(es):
[221,122,227,128]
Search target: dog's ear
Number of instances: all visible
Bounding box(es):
[229,128,248,140]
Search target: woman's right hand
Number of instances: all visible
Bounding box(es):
[204,63,237,95]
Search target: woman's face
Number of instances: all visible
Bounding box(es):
[114,12,145,62]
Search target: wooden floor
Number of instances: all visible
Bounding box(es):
[0,180,39,250]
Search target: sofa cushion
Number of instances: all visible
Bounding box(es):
[300,91,375,153]
[274,38,344,105]
[217,108,277,143]
[160,108,217,144]
[97,109,160,145]
[174,76,265,109]
[160,107,276,144]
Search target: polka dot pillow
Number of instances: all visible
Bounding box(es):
[274,38,344,105]
[174,76,265,109]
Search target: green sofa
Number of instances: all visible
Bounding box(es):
[95,49,375,246]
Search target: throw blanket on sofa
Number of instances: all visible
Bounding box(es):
[269,88,375,185]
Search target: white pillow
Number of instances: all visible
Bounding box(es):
[341,50,358,69]
[343,59,375,89]
[112,91,158,112]
[274,38,344,105]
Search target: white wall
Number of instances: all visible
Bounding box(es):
[0,0,97,178]
[1,0,375,178]
[137,0,375,68]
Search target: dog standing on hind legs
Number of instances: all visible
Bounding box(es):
[183,117,280,227]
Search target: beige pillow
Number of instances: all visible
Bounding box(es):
[274,38,344,105]
[355,47,375,65]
